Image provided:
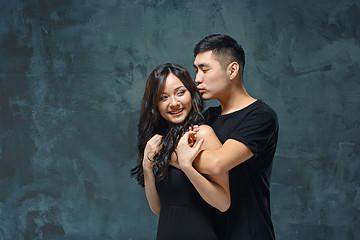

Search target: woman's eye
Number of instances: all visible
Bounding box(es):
[177,91,185,96]
[160,96,167,101]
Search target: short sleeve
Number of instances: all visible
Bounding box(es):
[229,110,278,156]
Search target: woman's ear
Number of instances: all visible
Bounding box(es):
[227,61,240,80]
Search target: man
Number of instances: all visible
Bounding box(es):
[182,34,279,239]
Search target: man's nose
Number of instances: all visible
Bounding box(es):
[195,73,203,84]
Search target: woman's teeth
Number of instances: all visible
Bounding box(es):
[170,109,183,114]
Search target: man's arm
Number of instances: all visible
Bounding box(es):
[193,139,254,175]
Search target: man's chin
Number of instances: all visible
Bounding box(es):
[201,94,213,100]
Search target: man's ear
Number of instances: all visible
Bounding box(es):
[227,61,240,80]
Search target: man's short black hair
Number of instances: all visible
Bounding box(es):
[194,34,245,71]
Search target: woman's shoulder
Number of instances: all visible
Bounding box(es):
[197,125,221,149]
[197,125,216,139]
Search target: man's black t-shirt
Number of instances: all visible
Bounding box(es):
[204,100,279,240]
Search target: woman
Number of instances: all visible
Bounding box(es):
[131,63,230,240]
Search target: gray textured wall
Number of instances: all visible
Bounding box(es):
[0,0,359,239]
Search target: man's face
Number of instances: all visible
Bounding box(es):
[193,51,230,100]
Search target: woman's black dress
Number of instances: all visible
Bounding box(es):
[155,166,217,240]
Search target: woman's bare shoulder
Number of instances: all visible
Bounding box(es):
[197,125,217,140]
[197,125,221,149]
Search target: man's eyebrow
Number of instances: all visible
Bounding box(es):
[193,63,210,68]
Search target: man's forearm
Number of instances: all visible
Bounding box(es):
[195,139,254,175]
[193,149,223,175]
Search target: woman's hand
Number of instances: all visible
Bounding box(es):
[171,126,200,168]
[176,131,204,170]
[188,125,200,146]
[143,134,162,170]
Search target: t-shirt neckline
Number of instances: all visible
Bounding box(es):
[218,99,261,117]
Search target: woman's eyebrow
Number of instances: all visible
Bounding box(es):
[174,86,185,91]
[161,86,185,94]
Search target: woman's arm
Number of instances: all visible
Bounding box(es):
[143,168,161,215]
[143,135,162,215]
[176,125,230,212]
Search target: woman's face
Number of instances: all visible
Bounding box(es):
[157,73,192,125]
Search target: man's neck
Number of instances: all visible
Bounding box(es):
[218,85,257,115]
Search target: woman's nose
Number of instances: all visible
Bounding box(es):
[169,96,179,107]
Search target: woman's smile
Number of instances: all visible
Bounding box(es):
[169,108,184,116]
[158,73,192,124]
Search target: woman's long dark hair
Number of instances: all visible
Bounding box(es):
[131,63,204,186]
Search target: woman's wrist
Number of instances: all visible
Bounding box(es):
[143,160,154,173]
[143,168,155,181]
[180,163,194,173]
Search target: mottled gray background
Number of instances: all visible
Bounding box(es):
[0,0,359,239]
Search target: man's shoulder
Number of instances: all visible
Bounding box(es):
[229,100,278,130]
[249,100,278,120]
[203,100,278,125]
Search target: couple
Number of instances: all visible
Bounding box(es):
[131,34,279,240]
